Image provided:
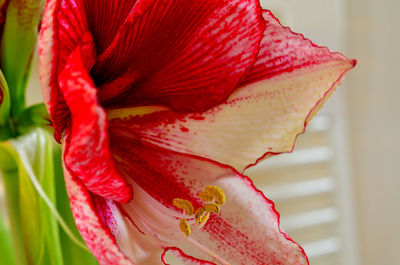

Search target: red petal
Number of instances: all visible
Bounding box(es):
[63,161,134,265]
[60,46,131,202]
[40,0,91,137]
[108,136,308,265]
[83,0,138,53]
[93,0,265,112]
[106,10,355,173]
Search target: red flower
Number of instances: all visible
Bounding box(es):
[39,0,355,264]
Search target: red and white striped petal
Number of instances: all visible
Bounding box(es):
[107,11,355,173]
[60,46,131,202]
[93,194,167,265]
[240,10,351,86]
[63,158,134,265]
[94,0,265,113]
[107,136,308,265]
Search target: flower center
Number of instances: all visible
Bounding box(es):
[172,185,226,236]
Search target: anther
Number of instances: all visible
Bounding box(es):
[195,207,206,223]
[199,186,226,205]
[179,219,191,236]
[204,203,220,213]
[199,212,210,226]
[173,198,194,215]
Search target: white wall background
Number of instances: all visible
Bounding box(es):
[347,1,400,265]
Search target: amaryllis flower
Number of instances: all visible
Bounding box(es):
[39,0,355,264]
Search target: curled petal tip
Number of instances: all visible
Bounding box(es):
[115,184,133,204]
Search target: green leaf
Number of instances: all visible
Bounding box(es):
[0,0,45,116]
[0,69,14,141]
[15,103,51,135]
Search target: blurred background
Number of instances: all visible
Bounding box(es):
[252,1,399,265]
[2,0,399,265]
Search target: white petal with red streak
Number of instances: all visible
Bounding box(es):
[93,190,166,265]
[107,10,355,172]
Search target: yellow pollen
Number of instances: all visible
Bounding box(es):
[199,186,226,205]
[179,219,191,236]
[173,198,194,215]
[199,212,211,226]
[204,203,220,213]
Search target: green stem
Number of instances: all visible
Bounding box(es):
[0,210,16,265]
[2,168,28,265]
[0,0,45,117]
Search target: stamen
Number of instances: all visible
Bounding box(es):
[173,198,194,215]
[179,219,191,236]
[199,186,226,205]
[173,186,226,237]
[195,207,206,223]
[204,203,220,213]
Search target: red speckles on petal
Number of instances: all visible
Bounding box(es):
[180,126,189,132]
[110,139,199,208]
[240,10,353,86]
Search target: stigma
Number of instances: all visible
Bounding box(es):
[173,186,226,237]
